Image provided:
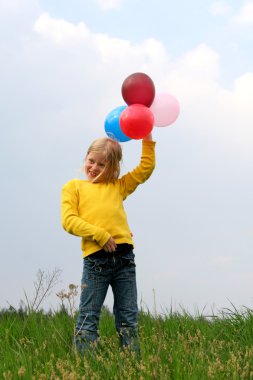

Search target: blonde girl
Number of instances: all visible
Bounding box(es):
[61,133,155,354]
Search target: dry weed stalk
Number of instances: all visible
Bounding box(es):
[56,284,79,319]
[56,283,85,353]
[23,268,62,313]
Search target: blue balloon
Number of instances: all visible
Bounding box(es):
[104,105,131,142]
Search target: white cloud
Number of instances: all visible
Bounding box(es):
[33,13,168,65]
[33,13,90,45]
[209,1,231,16]
[94,36,169,67]
[174,43,220,80]
[33,14,217,77]
[233,72,253,108]
[32,13,253,156]
[232,2,253,26]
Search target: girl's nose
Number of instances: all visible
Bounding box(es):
[92,163,99,171]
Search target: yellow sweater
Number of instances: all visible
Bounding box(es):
[61,140,156,257]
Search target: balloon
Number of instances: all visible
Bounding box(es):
[121,72,155,107]
[150,92,180,127]
[104,105,131,142]
[120,104,154,140]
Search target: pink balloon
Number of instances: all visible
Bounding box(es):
[150,92,180,127]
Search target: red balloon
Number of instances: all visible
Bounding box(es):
[121,72,155,107]
[120,104,154,140]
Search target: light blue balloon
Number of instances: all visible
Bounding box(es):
[104,105,131,142]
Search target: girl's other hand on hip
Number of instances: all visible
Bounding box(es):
[103,236,117,252]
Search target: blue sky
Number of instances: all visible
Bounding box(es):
[0,0,252,315]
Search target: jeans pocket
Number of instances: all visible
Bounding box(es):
[120,252,136,267]
[85,256,108,272]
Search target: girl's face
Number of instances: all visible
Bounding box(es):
[85,151,107,182]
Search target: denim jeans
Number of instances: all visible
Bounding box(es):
[75,246,139,355]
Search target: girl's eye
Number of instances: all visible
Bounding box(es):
[99,163,105,168]
[89,159,94,164]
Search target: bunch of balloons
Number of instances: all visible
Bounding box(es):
[104,72,180,142]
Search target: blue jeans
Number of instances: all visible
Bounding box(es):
[75,246,139,354]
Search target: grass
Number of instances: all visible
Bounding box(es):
[1,304,253,379]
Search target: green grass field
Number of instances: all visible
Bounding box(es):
[1,302,253,379]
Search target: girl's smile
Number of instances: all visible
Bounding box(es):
[85,152,106,182]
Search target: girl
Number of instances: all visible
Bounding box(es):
[61,133,155,354]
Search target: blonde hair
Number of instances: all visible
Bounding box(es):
[86,137,122,183]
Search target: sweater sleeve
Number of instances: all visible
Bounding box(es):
[61,181,111,247]
[119,140,156,198]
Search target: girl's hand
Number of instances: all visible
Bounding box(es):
[143,133,153,141]
[103,236,117,252]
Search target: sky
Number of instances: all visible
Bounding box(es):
[0,0,253,316]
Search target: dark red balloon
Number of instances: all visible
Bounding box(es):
[119,104,154,140]
[121,72,155,107]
